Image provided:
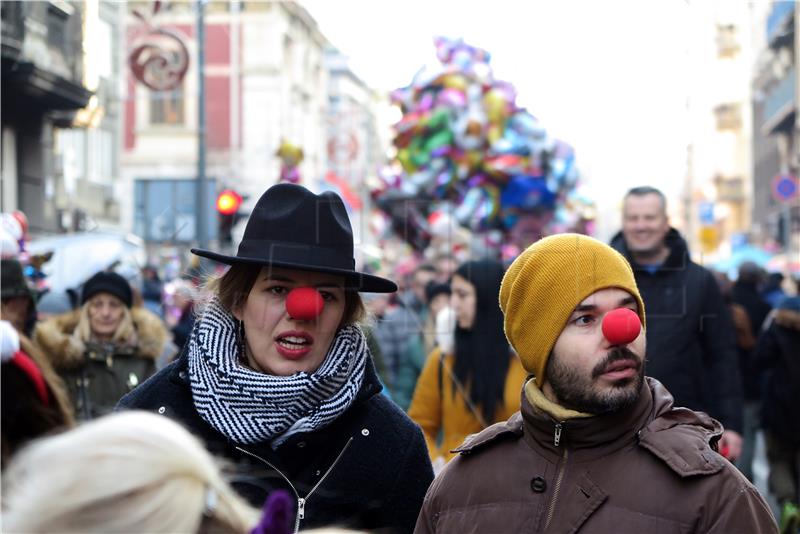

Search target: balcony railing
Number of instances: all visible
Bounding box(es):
[767,0,795,46]
[0,1,26,60]
[763,65,796,132]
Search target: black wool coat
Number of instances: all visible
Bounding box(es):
[754,305,800,444]
[117,348,434,533]
[610,229,743,433]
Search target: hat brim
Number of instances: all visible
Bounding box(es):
[191,248,397,293]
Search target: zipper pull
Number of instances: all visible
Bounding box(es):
[554,423,563,447]
[297,497,305,520]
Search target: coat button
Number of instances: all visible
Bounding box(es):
[158,407,166,414]
[179,371,187,380]
[297,441,306,448]
[530,476,547,493]
[361,428,370,436]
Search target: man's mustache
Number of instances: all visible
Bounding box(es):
[591,347,643,378]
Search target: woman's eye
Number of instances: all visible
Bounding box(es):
[267,286,288,296]
[320,291,336,302]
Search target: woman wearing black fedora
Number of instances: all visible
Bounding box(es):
[118,183,434,533]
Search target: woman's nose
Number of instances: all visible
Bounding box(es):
[285,287,324,321]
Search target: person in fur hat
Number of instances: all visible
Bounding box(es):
[34,271,168,420]
[415,234,776,533]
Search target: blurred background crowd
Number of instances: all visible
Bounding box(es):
[1,0,800,530]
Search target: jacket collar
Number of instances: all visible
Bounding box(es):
[610,228,690,273]
[519,377,656,461]
[454,377,726,477]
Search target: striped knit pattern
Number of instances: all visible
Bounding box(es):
[188,298,366,446]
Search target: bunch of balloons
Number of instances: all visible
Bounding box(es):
[372,37,585,252]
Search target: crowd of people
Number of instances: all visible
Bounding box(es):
[0,182,796,533]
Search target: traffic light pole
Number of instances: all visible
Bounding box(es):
[195,0,208,249]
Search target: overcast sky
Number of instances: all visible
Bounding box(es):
[300,0,693,238]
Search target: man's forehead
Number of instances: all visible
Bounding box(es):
[576,288,636,307]
[624,194,664,213]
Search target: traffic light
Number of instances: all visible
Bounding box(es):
[216,189,242,245]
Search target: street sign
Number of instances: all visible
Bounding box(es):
[772,174,799,204]
[699,226,719,253]
[698,202,715,225]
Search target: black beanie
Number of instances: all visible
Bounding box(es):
[425,281,451,303]
[81,271,133,308]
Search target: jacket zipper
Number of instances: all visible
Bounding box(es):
[544,422,568,530]
[553,422,562,447]
[236,437,353,534]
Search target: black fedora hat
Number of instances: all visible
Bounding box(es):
[192,183,397,293]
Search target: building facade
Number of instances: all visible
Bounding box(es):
[323,47,384,249]
[751,0,800,257]
[683,0,756,261]
[1,0,94,233]
[121,0,335,251]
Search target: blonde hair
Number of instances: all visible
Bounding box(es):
[76,301,136,344]
[1,411,259,533]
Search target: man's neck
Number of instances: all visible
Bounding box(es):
[631,244,670,266]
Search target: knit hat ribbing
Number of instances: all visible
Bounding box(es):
[81,271,133,308]
[499,234,645,385]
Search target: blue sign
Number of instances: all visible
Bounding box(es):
[772,174,799,203]
[698,202,715,224]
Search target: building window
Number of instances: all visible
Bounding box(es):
[134,179,217,243]
[150,89,184,125]
[716,24,740,58]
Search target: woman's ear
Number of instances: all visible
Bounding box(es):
[231,305,243,321]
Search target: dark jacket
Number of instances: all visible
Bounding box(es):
[731,280,772,335]
[117,347,434,533]
[610,229,743,432]
[34,307,165,421]
[375,291,427,388]
[1,332,75,466]
[415,378,777,533]
[754,300,800,444]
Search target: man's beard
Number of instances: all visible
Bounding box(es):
[545,347,645,415]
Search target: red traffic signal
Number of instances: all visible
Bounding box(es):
[216,189,242,215]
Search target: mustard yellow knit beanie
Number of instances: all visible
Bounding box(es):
[499,234,645,385]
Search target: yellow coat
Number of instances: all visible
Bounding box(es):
[407,348,528,462]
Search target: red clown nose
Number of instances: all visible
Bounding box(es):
[601,308,641,346]
[286,287,325,321]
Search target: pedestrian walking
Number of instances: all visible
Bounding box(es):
[415,234,777,533]
[754,291,800,533]
[34,271,167,420]
[118,183,433,533]
[393,282,452,411]
[610,186,744,459]
[407,259,527,471]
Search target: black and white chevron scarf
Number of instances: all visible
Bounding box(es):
[187,298,366,446]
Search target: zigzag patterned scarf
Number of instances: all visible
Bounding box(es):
[187,298,366,447]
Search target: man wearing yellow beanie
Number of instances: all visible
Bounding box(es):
[415,234,776,534]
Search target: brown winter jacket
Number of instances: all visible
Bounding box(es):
[415,377,777,534]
